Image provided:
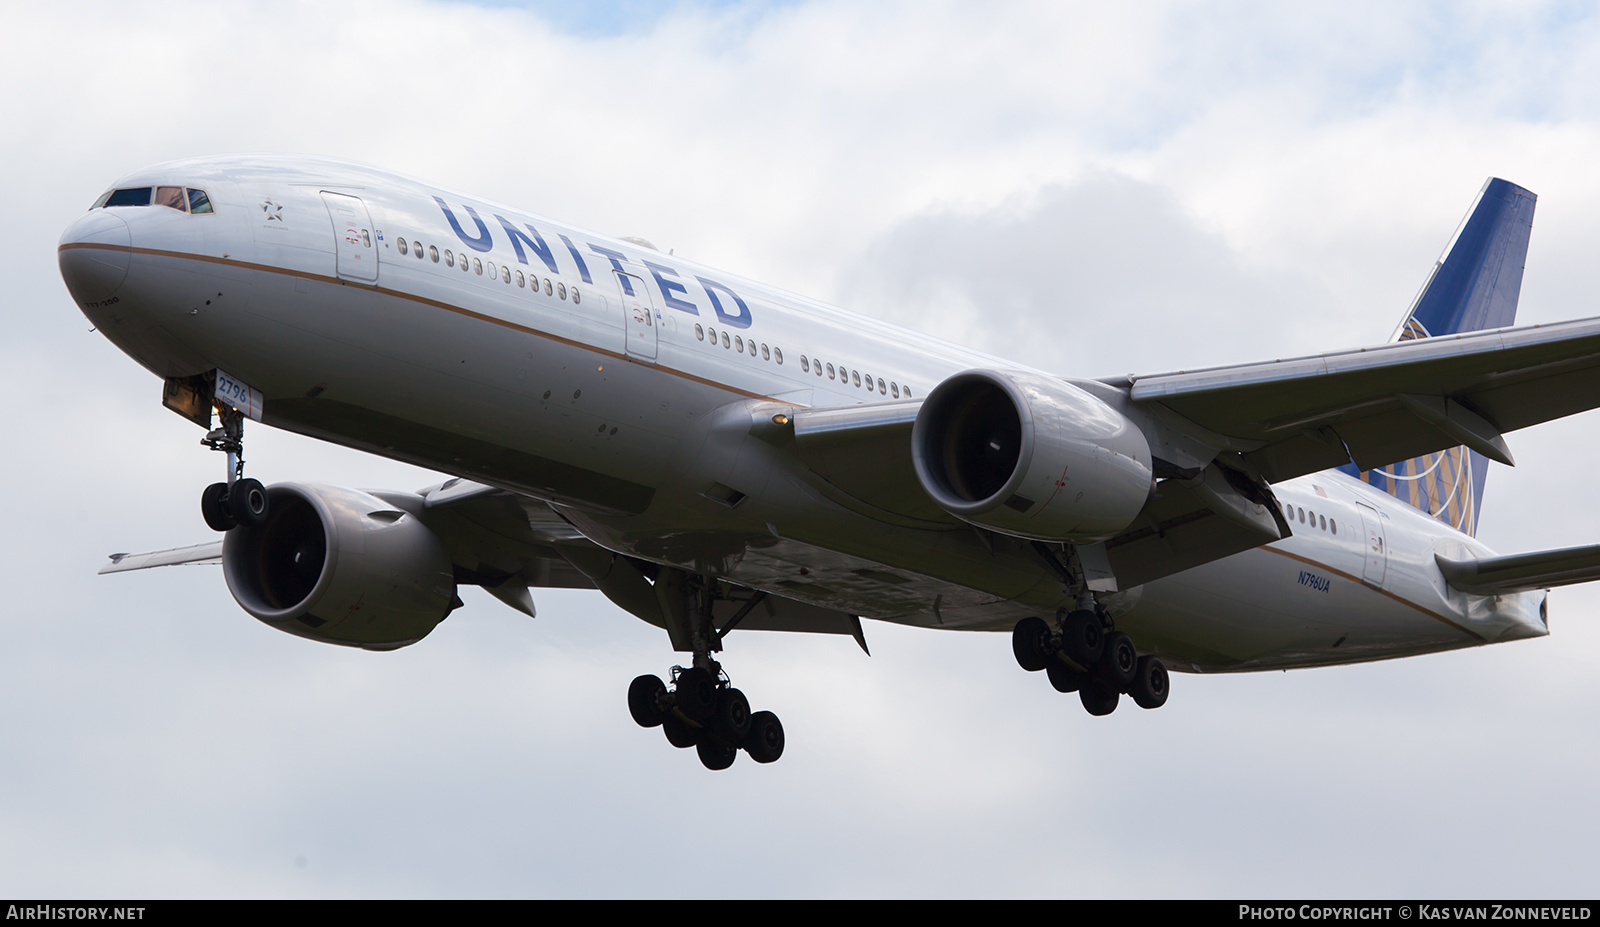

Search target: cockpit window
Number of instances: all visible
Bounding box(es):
[99,185,213,213]
[156,186,186,211]
[104,187,153,207]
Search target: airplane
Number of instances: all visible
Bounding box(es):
[57,156,1600,771]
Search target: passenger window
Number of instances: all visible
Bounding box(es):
[572,288,581,305]
[721,332,730,349]
[904,387,912,398]
[461,254,470,272]
[801,356,810,372]
[878,378,886,394]
[186,189,213,214]
[430,245,439,263]
[475,259,484,276]
[156,186,186,211]
[827,363,835,379]
[1298,507,1305,523]
[502,266,511,284]
[516,271,525,287]
[557,283,567,300]
[415,243,425,259]
[545,280,553,296]
[891,382,899,398]
[852,371,861,387]
[487,261,496,278]
[696,324,705,341]
[734,336,744,352]
[1331,520,1337,535]
[762,344,770,361]
[774,348,782,365]
[1320,515,1326,531]
[445,250,455,267]
[397,238,409,256]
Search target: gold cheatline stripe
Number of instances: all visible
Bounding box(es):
[1262,545,1487,641]
[59,242,799,406]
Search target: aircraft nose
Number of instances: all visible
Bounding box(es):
[58,210,131,304]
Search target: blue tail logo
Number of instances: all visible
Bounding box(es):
[1338,178,1536,537]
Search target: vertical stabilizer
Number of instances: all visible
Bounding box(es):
[1340,178,1536,536]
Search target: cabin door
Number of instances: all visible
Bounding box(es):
[616,271,658,362]
[1354,502,1388,588]
[321,191,378,284]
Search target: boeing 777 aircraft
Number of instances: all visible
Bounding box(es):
[58,157,1600,771]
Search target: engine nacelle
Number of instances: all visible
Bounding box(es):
[911,370,1153,542]
[221,483,457,651]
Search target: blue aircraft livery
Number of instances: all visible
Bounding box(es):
[1339,179,1537,537]
[435,198,754,328]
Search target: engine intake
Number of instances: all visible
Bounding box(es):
[912,370,1152,541]
[222,483,457,650]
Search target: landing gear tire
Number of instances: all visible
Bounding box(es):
[712,687,752,742]
[745,710,785,764]
[662,714,699,749]
[201,482,236,532]
[696,737,738,771]
[1080,681,1120,716]
[1129,655,1170,710]
[628,674,667,728]
[1046,661,1086,694]
[1012,616,1055,672]
[1058,609,1104,671]
[228,478,269,527]
[674,667,719,723]
[1096,631,1138,691]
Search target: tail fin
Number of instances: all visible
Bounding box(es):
[1338,178,1537,536]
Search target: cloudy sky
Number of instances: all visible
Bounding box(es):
[5,0,1600,898]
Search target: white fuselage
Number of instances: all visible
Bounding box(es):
[58,156,1548,673]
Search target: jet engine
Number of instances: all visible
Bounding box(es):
[221,483,457,651]
[911,370,1153,542]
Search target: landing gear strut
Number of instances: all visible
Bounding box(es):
[627,577,785,770]
[1012,605,1170,716]
[199,405,267,531]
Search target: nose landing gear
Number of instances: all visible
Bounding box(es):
[198,405,268,531]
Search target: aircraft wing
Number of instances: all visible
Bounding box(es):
[99,541,223,574]
[1127,315,1600,483]
[101,477,869,640]
[1436,545,1600,595]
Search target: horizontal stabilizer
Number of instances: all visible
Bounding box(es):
[100,541,223,574]
[1436,544,1600,595]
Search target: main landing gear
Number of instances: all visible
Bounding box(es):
[627,576,784,770]
[198,405,269,532]
[628,661,785,770]
[1012,608,1170,716]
